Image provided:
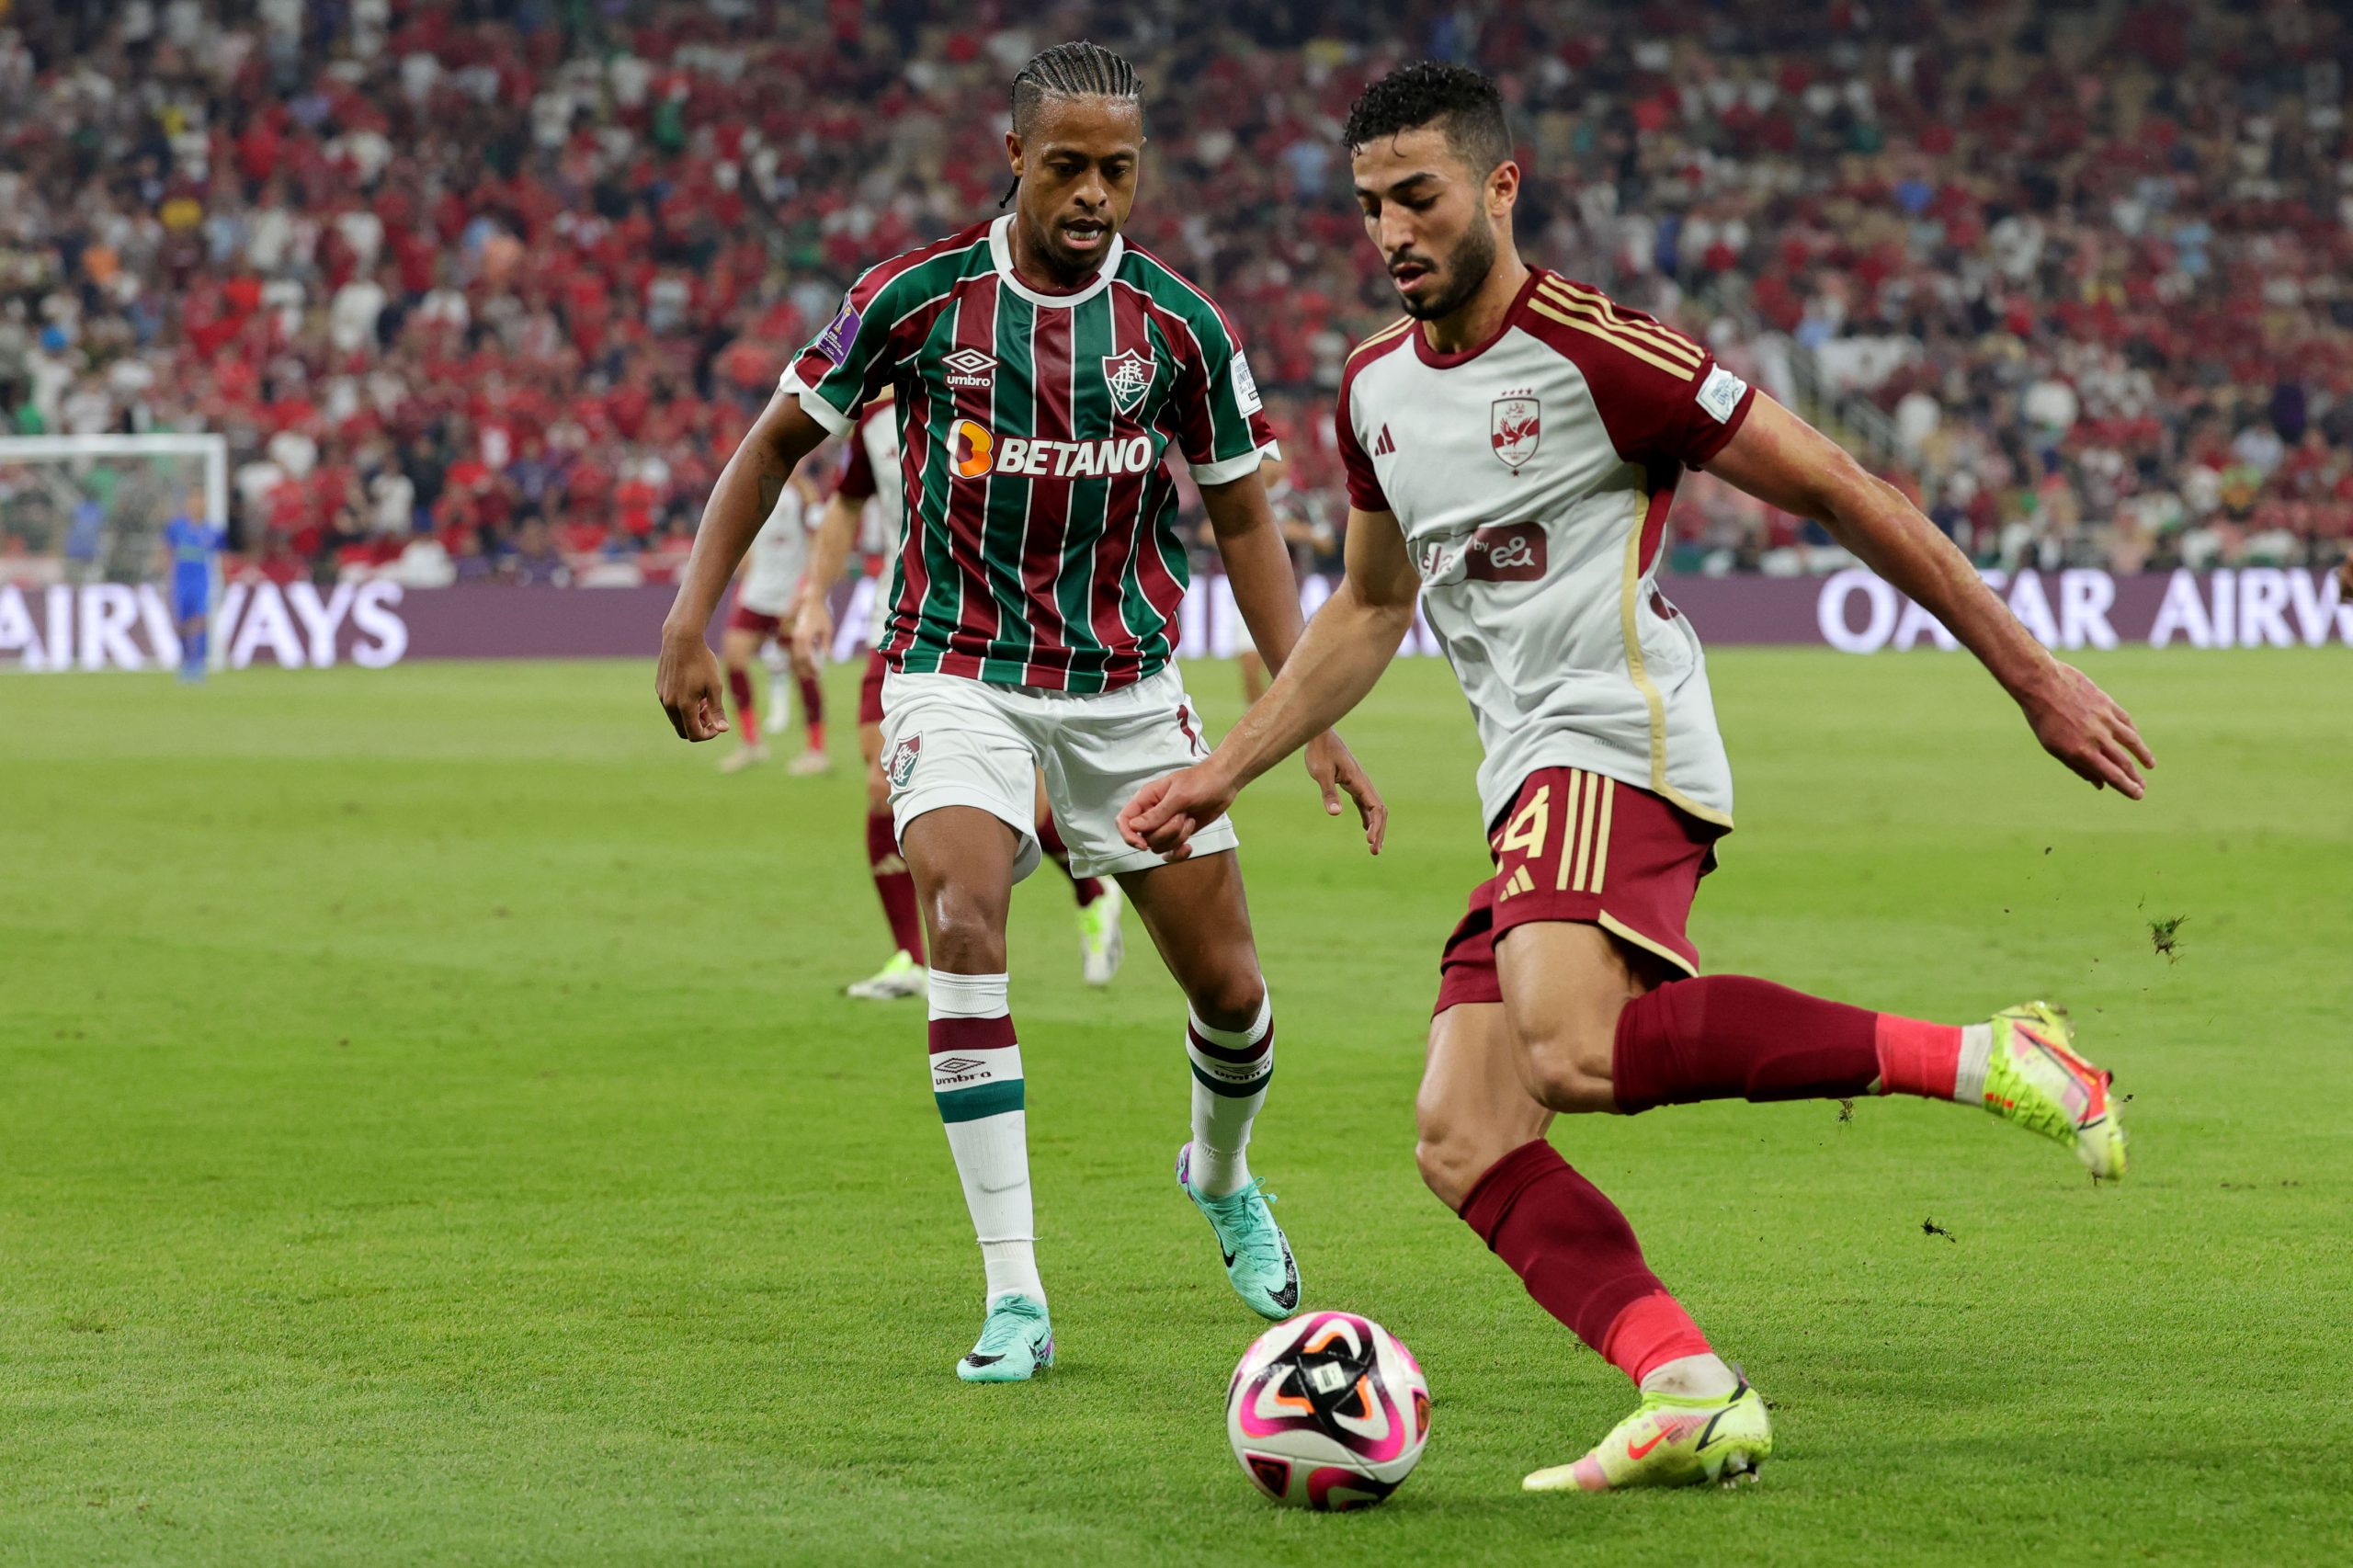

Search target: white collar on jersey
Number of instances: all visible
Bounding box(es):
[988,213,1125,308]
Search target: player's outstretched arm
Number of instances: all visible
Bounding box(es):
[790,492,861,665]
[1120,506,1417,859]
[1200,466,1382,834]
[656,388,831,741]
[1707,394,2155,799]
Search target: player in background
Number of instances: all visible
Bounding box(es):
[1123,62,2151,1491]
[716,456,829,775]
[657,41,1383,1381]
[1231,449,1331,705]
[796,394,1127,1000]
[160,496,225,683]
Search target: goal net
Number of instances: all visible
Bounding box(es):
[0,433,230,672]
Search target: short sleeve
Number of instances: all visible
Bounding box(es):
[779,269,918,437]
[836,412,880,501]
[1334,392,1389,514]
[1524,279,1756,469]
[1168,302,1278,485]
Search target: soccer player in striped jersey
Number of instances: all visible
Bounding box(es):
[796,399,1129,999]
[657,40,1384,1381]
[1124,62,2153,1490]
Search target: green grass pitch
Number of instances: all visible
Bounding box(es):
[4,647,2348,1566]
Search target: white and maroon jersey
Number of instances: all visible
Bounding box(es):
[737,482,811,617]
[1337,269,1755,832]
[836,392,904,652]
[779,215,1277,692]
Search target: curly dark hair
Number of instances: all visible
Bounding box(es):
[1340,61,1511,176]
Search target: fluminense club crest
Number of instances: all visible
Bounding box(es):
[884,733,922,789]
[1102,348,1155,415]
[1491,393,1541,470]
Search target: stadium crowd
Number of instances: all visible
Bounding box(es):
[0,0,2346,586]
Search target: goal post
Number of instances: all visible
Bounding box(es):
[0,432,231,671]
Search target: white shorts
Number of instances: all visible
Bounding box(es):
[878,666,1239,881]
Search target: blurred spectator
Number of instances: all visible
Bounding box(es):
[0,0,2342,584]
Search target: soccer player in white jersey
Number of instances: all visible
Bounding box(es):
[716,457,829,775]
[796,392,1130,1001]
[658,41,1384,1382]
[1123,62,2154,1492]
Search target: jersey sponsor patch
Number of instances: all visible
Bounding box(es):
[1697,364,1748,425]
[1492,394,1541,468]
[814,299,860,366]
[1230,350,1263,415]
[1102,347,1155,415]
[952,420,996,479]
[951,427,1155,481]
[1463,521,1547,582]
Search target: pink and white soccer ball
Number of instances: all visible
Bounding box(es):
[1225,1311,1430,1510]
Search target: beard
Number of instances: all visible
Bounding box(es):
[1397,218,1497,321]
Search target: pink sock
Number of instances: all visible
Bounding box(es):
[1874,1015,1965,1100]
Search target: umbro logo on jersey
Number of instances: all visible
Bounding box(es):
[942,347,997,390]
[1372,425,1396,456]
[932,1057,989,1075]
[1102,348,1155,415]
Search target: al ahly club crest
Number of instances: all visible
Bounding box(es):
[1102,348,1155,415]
[1492,394,1541,469]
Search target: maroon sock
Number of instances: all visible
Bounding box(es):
[725,666,757,735]
[797,670,825,750]
[1459,1140,1712,1383]
[1035,812,1106,906]
[1611,975,1885,1113]
[867,810,925,960]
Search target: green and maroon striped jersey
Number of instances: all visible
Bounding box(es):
[780,215,1277,692]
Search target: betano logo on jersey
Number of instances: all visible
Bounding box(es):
[950,421,1155,481]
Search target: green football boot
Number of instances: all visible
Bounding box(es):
[956,1293,1054,1383]
[1523,1375,1772,1493]
[1980,1002,2126,1181]
[1176,1143,1301,1321]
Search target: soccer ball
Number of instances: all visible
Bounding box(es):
[1225,1311,1430,1511]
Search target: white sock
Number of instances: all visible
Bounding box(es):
[1955,1022,1995,1106]
[1185,991,1273,1199]
[1640,1353,1739,1401]
[928,971,1043,1309]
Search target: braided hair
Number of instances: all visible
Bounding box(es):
[1004,40,1142,206]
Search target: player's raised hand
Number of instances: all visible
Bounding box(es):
[655,629,732,742]
[2020,660,2154,799]
[790,585,833,667]
[1119,762,1236,861]
[1304,732,1388,855]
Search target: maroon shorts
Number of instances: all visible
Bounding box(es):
[725,603,783,637]
[1433,767,1723,1016]
[858,648,889,726]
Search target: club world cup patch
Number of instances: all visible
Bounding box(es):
[1697,363,1749,425]
[814,299,860,366]
[883,733,922,790]
[1230,350,1263,415]
[1491,393,1541,469]
[1102,348,1155,415]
